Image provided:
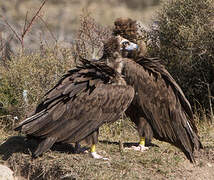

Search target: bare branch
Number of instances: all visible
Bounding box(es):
[22,11,29,36]
[21,0,47,40]
[1,16,22,44]
[1,0,47,50]
[37,15,57,43]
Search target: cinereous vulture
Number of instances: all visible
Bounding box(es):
[111,18,202,163]
[14,36,137,160]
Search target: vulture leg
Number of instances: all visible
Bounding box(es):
[125,137,149,152]
[131,118,152,151]
[125,107,152,151]
[90,144,108,160]
[129,137,149,152]
[137,117,153,148]
[85,130,109,160]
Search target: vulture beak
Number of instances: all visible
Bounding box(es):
[124,42,138,51]
[120,39,138,52]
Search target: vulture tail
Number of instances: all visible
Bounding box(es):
[182,131,202,163]
[178,118,203,163]
[167,110,203,163]
[33,137,57,157]
[186,121,203,151]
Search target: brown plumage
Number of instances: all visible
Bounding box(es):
[15,55,134,158]
[112,18,203,163]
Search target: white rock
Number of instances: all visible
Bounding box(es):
[0,165,14,180]
[207,163,213,167]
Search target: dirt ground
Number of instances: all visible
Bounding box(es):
[0,120,214,180]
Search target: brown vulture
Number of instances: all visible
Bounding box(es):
[111,18,202,163]
[14,36,137,159]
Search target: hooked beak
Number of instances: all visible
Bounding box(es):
[124,42,138,51]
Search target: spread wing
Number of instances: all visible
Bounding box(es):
[123,57,202,162]
[15,59,134,155]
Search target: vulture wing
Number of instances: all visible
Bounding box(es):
[136,57,197,132]
[15,59,134,157]
[123,57,202,162]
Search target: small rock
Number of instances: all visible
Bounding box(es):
[207,163,212,167]
[0,164,14,180]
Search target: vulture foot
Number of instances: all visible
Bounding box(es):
[125,144,149,152]
[90,152,109,160]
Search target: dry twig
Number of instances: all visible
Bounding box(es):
[1,0,47,50]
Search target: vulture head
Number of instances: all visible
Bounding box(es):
[101,35,139,84]
[113,17,148,57]
[113,18,138,42]
[103,35,138,60]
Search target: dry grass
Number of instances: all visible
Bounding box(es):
[0,46,75,121]
[0,119,214,180]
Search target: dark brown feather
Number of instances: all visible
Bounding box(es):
[15,58,134,157]
[111,18,202,162]
[122,57,202,162]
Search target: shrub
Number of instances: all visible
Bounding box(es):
[0,13,110,129]
[0,46,75,124]
[149,0,214,112]
[76,13,112,60]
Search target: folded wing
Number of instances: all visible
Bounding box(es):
[15,59,134,157]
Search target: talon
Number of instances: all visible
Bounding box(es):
[125,144,149,152]
[84,150,89,154]
[139,144,149,151]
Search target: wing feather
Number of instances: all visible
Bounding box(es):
[15,61,134,156]
[123,58,201,162]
